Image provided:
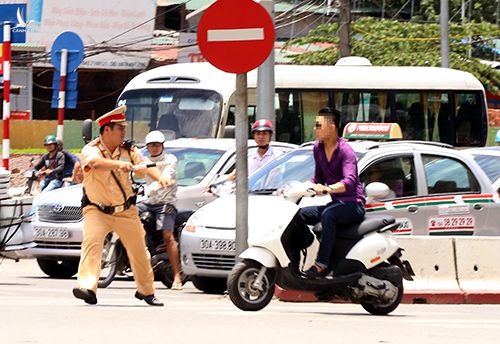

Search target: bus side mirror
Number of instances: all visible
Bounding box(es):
[223,125,235,138]
[82,119,93,144]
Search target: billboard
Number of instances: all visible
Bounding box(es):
[26,0,156,70]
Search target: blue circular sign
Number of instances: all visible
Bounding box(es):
[51,31,84,72]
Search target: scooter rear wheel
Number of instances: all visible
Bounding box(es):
[360,265,404,315]
[227,259,275,311]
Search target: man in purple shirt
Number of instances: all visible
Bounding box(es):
[299,107,365,278]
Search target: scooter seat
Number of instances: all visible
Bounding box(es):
[338,214,396,240]
[312,214,396,240]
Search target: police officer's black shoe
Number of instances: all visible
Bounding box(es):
[134,291,164,306]
[72,287,97,305]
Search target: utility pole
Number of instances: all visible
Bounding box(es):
[338,0,351,57]
[440,0,450,68]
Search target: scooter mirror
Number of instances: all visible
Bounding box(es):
[365,182,390,199]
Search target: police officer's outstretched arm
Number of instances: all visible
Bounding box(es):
[86,156,133,172]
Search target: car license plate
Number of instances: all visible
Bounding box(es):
[34,227,69,240]
[428,216,474,231]
[199,238,235,252]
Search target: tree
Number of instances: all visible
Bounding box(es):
[362,0,499,23]
[285,17,500,93]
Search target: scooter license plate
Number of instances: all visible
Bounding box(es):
[199,239,235,252]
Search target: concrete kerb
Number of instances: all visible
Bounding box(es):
[396,237,465,304]
[454,237,500,304]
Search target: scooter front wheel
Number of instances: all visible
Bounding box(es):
[98,235,119,288]
[227,259,275,311]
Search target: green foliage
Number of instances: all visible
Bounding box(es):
[285,17,500,93]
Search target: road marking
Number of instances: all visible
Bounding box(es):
[207,28,264,42]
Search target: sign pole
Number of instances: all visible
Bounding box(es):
[2,22,11,170]
[235,73,248,259]
[257,0,275,137]
[57,48,68,140]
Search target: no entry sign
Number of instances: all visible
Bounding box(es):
[197,0,275,74]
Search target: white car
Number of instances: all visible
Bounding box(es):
[464,147,500,193]
[181,140,500,294]
[28,138,296,278]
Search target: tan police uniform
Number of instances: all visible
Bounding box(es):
[75,106,155,296]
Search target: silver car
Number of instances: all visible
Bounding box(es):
[464,147,500,194]
[181,140,500,293]
[28,138,296,278]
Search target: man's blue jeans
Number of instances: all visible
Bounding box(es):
[298,201,365,269]
[40,178,63,193]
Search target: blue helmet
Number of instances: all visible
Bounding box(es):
[496,130,500,143]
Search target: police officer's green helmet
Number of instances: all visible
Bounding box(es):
[44,135,57,145]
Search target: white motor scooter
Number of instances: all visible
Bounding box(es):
[227,182,415,315]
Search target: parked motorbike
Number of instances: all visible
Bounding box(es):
[98,161,187,289]
[227,182,415,315]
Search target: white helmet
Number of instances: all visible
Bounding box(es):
[145,130,165,145]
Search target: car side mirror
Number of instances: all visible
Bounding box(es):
[82,119,93,144]
[365,182,390,200]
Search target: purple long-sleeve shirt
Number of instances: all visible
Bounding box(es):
[312,139,365,204]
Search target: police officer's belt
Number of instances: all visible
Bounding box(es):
[82,170,136,214]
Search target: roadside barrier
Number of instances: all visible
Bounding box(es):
[454,237,500,304]
[396,237,465,304]
[275,237,500,304]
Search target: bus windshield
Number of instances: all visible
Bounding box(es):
[118,89,223,142]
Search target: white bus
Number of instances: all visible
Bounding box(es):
[117,60,488,146]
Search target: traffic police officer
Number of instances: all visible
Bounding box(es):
[72,105,172,306]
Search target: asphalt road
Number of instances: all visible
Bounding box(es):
[1,258,500,344]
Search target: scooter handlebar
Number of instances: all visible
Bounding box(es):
[132,161,169,171]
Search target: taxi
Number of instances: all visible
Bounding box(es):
[180,123,500,293]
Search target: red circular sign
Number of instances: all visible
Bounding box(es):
[197,0,275,74]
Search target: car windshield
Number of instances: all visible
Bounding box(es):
[248,148,365,192]
[472,154,500,183]
[167,147,225,186]
[141,147,225,187]
[118,89,223,142]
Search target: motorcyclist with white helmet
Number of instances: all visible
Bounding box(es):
[137,130,183,289]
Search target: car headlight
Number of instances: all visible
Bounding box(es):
[183,208,206,233]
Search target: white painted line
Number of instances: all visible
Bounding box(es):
[207,28,264,42]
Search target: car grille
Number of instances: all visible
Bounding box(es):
[38,205,83,223]
[192,253,235,270]
[34,241,81,250]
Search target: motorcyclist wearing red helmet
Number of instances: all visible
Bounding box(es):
[227,119,284,180]
[248,119,281,174]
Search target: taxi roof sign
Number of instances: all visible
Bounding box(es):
[343,122,403,140]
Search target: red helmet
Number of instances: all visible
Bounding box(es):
[251,119,273,133]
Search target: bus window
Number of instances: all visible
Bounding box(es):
[422,93,450,143]
[275,91,304,143]
[455,93,482,146]
[394,93,424,140]
[295,91,329,142]
[226,105,256,130]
